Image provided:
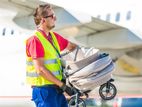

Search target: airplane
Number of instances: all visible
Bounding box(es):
[0,0,142,106]
[44,0,142,96]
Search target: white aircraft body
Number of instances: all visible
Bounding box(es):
[0,0,142,106]
[45,0,142,96]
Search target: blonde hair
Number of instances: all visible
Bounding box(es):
[33,4,51,25]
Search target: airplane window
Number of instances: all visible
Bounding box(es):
[1,28,17,36]
[2,28,6,36]
[11,30,14,35]
[106,14,111,21]
[115,12,120,22]
[126,11,131,20]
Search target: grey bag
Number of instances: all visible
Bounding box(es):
[62,47,115,91]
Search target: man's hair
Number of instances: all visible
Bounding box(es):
[33,4,51,25]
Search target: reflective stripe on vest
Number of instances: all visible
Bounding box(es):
[26,59,57,66]
[26,31,63,86]
[26,70,60,77]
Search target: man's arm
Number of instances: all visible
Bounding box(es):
[66,42,77,52]
[33,58,63,87]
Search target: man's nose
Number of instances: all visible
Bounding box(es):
[53,15,57,21]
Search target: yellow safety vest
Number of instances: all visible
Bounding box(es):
[26,31,63,86]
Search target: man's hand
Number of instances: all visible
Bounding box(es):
[66,42,77,52]
[60,84,75,96]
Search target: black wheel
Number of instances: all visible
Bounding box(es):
[68,97,86,107]
[99,82,117,100]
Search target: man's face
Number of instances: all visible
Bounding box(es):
[43,7,56,30]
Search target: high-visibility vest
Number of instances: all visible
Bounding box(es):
[26,31,63,86]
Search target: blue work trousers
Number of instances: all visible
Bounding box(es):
[32,86,68,107]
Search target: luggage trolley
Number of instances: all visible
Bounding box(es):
[61,47,117,107]
[68,79,117,107]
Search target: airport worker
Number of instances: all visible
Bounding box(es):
[26,3,77,107]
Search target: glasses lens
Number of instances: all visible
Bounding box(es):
[50,15,54,19]
[45,14,54,19]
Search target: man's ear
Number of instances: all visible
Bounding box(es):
[41,18,45,23]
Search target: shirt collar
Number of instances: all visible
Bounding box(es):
[37,29,49,38]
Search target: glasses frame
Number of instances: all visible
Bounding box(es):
[44,14,55,19]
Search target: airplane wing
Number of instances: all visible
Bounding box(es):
[0,0,39,29]
[1,0,141,50]
[0,0,81,31]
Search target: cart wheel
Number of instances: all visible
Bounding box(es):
[99,82,117,100]
[68,97,86,107]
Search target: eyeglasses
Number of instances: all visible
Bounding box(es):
[44,14,55,19]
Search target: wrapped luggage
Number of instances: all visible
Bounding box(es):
[62,46,115,91]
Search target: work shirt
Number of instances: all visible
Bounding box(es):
[26,29,68,58]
